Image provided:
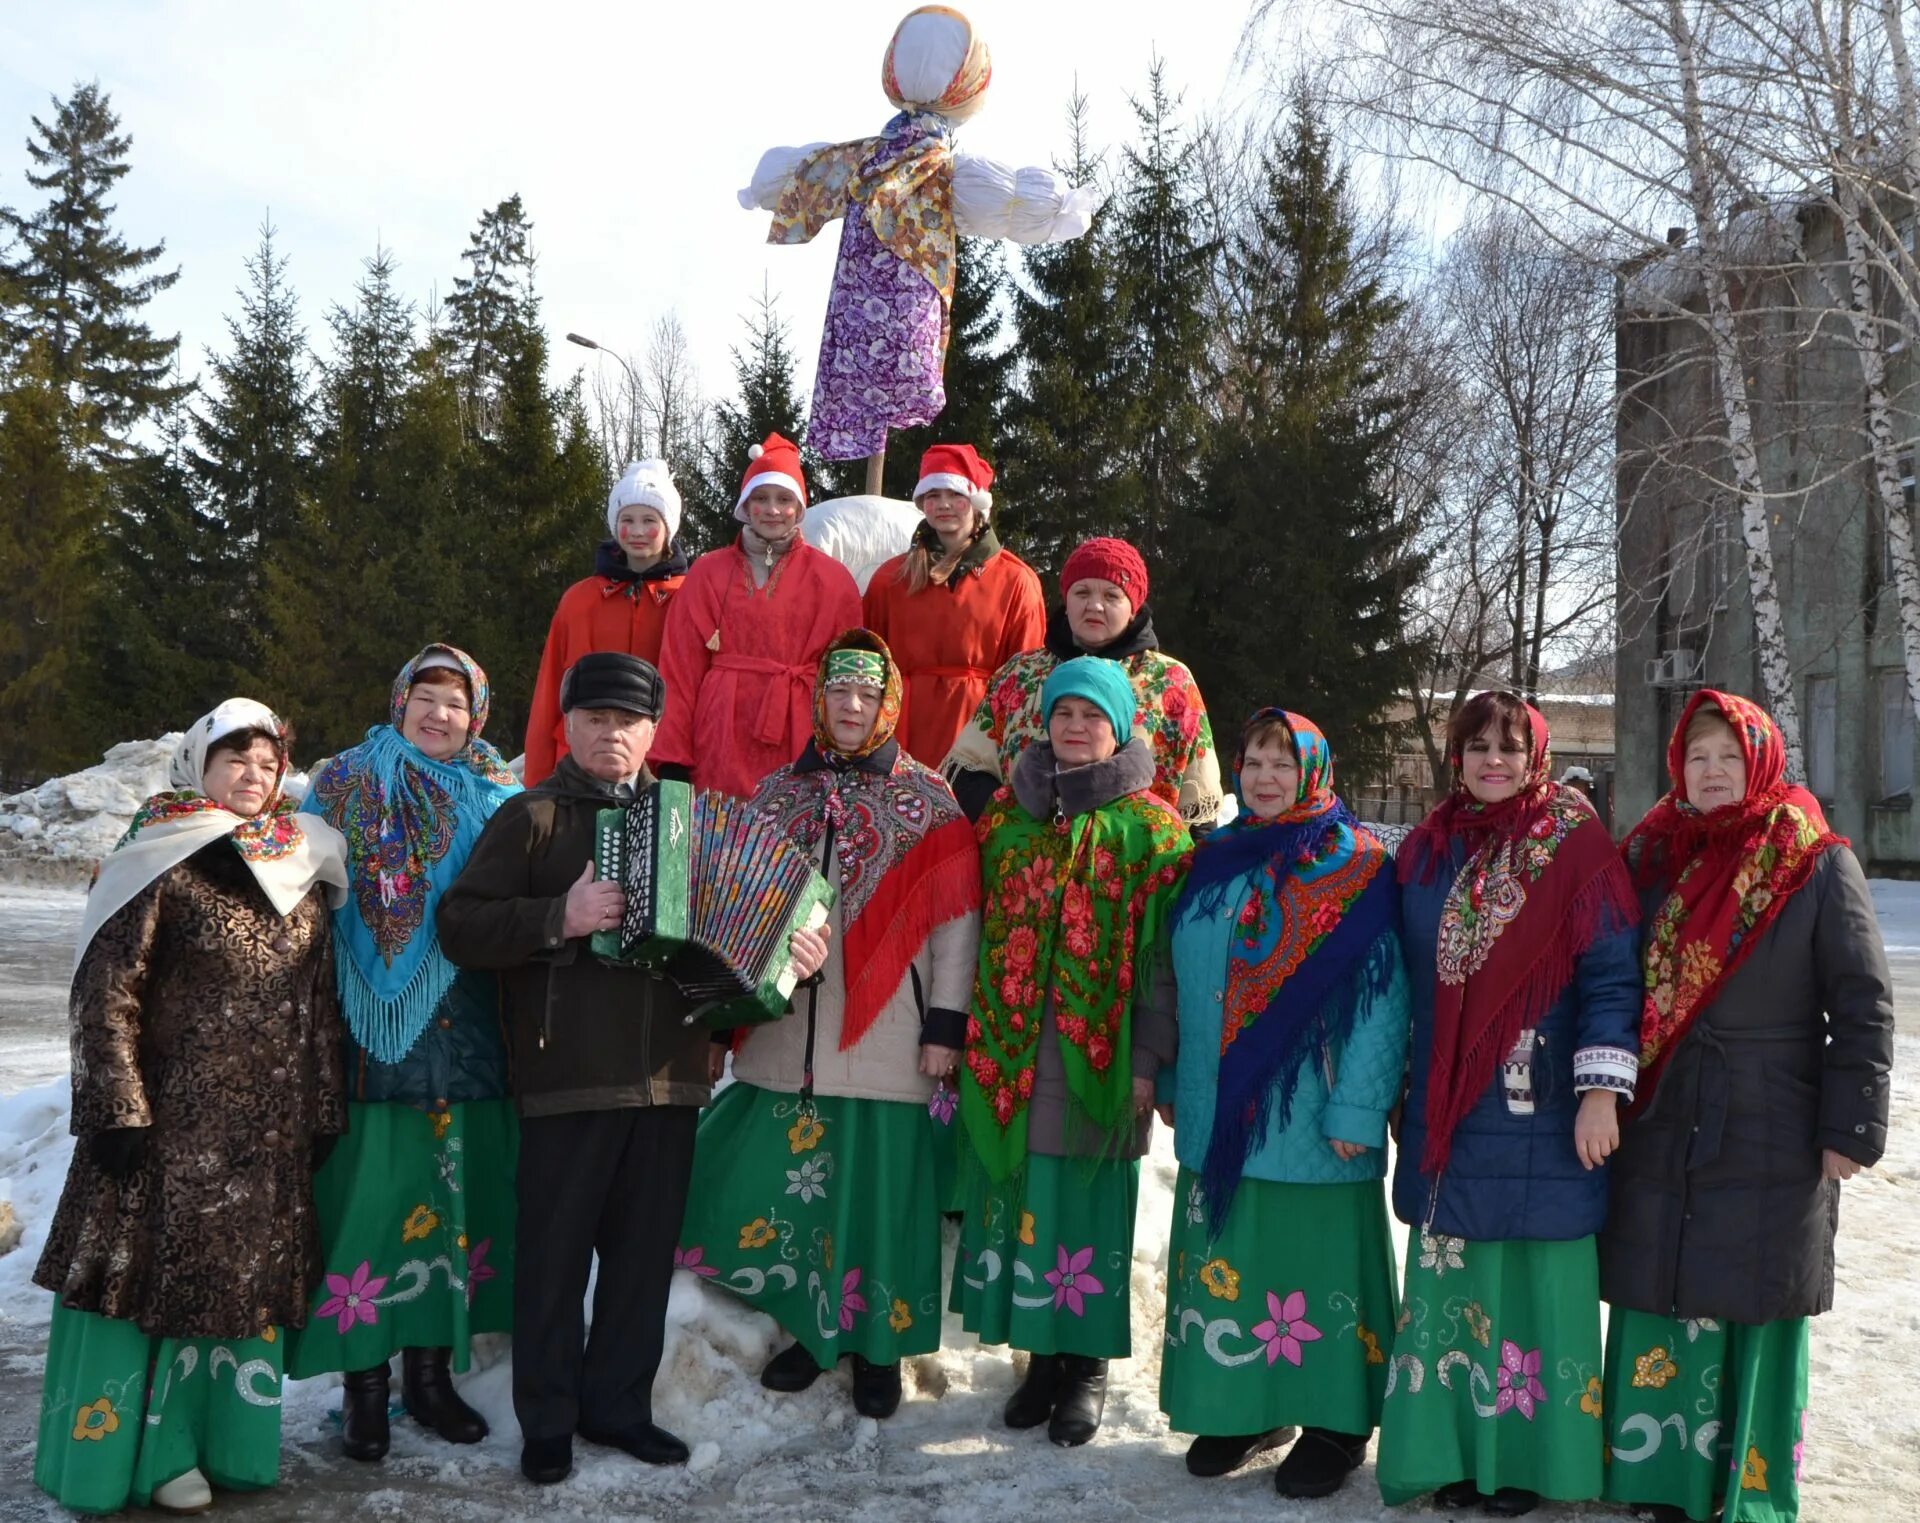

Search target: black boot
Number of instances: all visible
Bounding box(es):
[1630,1508,1692,1523]
[1047,1356,1108,1447]
[850,1356,902,1419]
[760,1341,824,1392]
[1483,1489,1539,1517]
[1434,1479,1481,1510]
[340,1363,392,1462]
[521,1435,573,1485]
[577,1420,690,1465]
[1003,1353,1063,1429]
[1185,1428,1295,1477]
[402,1346,488,1444]
[1273,1427,1370,1499]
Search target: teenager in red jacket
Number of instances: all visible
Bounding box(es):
[862,443,1045,768]
[523,460,688,786]
[652,433,862,798]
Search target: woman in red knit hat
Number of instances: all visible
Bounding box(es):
[652,433,863,799]
[862,442,1046,769]
[943,535,1222,830]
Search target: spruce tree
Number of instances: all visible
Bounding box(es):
[442,193,536,439]
[1112,58,1216,564]
[0,344,105,780]
[998,91,1141,577]
[1160,93,1426,779]
[696,282,809,552]
[104,387,241,737]
[0,82,186,454]
[190,220,312,666]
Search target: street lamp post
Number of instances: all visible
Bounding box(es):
[566,331,645,453]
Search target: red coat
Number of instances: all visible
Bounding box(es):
[653,540,863,798]
[524,544,687,786]
[862,541,1047,768]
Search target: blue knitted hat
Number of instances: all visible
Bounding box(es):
[1040,656,1135,746]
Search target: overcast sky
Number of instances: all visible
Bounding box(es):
[2,1,1272,424]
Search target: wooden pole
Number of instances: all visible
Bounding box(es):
[863,442,886,496]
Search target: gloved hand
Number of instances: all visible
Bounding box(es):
[89,1128,152,1181]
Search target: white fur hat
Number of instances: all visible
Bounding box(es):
[607,459,682,542]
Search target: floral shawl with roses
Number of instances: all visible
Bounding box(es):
[1174,711,1395,1234]
[1621,688,1842,1114]
[961,779,1192,1182]
[1399,701,1638,1175]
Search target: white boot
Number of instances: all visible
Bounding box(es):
[151,1466,214,1514]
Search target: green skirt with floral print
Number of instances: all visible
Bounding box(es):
[1160,1170,1397,1438]
[953,1154,1142,1359]
[677,1082,944,1368]
[35,1301,284,1514]
[1375,1233,1606,1506]
[1602,1308,1809,1522]
[283,1098,516,1379]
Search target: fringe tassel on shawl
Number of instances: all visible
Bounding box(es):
[336,946,459,1067]
[1418,858,1638,1176]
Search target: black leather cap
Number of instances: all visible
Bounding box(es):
[560,652,665,719]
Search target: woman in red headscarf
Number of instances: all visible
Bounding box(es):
[1598,691,1892,1523]
[1376,691,1642,1516]
[861,442,1046,769]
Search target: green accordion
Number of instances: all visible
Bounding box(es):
[591,780,835,1027]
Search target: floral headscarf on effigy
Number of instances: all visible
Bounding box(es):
[1175,709,1395,1234]
[303,644,519,1065]
[1621,688,1842,1113]
[752,629,980,1049]
[74,699,349,972]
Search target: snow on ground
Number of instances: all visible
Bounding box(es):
[0,882,1916,1518]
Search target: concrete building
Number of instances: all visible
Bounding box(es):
[1615,205,1920,871]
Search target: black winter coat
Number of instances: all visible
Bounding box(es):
[1599,847,1893,1325]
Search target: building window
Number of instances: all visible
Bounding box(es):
[1806,676,1838,797]
[1883,671,1916,799]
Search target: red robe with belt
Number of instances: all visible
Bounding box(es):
[861,546,1046,769]
[653,540,863,798]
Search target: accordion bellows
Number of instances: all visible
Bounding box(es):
[592,781,835,1026]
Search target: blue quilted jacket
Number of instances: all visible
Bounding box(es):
[1162,859,1411,1186]
[1392,840,1641,1241]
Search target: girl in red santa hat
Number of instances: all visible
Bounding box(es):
[862,442,1046,769]
[652,434,863,799]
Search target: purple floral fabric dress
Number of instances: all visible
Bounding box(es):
[807,118,953,460]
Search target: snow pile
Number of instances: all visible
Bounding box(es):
[0,737,177,872]
[803,495,922,592]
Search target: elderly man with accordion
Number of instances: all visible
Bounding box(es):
[438,651,831,1487]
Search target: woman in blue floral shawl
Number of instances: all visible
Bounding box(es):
[1159,709,1407,1499]
[286,644,521,1462]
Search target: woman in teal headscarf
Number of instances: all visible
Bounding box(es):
[286,644,521,1462]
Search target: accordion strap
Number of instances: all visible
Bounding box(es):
[796,809,836,1119]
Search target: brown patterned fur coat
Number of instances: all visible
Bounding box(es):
[34,842,347,1338]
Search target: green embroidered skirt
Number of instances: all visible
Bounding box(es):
[1159,1170,1398,1438]
[284,1097,517,1379]
[677,1082,944,1367]
[1375,1232,1607,1506]
[1603,1307,1809,1522]
[953,1153,1142,1359]
[35,1301,284,1513]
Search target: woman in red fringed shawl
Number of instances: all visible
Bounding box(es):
[675,630,981,1422]
[1376,692,1642,1516]
[1598,690,1892,1523]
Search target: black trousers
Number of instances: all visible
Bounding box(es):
[513,1105,699,1441]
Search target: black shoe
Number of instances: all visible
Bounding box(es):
[850,1356,902,1419]
[1003,1353,1063,1429]
[1274,1427,1370,1499]
[1185,1428,1295,1477]
[577,1421,691,1466]
[1047,1356,1108,1447]
[1434,1479,1482,1510]
[1483,1489,1539,1517]
[761,1341,824,1393]
[402,1346,488,1445]
[339,1363,391,1462]
[521,1435,573,1485]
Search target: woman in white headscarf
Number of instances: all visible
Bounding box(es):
[32,701,349,1517]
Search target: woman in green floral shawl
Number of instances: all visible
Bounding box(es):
[955,655,1191,1448]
